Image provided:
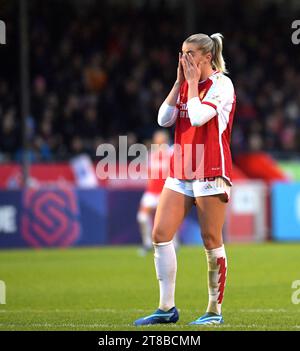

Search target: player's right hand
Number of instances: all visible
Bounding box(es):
[176,52,185,85]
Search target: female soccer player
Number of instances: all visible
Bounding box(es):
[137,130,179,256]
[134,33,236,326]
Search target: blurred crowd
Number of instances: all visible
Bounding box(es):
[0,0,300,162]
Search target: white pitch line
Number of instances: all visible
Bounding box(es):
[0,308,147,314]
[239,308,300,314]
[0,323,131,328]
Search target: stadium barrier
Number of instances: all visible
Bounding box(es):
[0,181,269,249]
[0,187,107,248]
[271,182,300,241]
[225,181,268,242]
[0,186,204,248]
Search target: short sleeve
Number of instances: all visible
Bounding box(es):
[202,74,234,115]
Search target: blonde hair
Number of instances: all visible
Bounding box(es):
[184,32,228,73]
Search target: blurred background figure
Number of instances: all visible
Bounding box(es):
[137,129,179,256]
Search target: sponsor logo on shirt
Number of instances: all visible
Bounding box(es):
[179,103,189,119]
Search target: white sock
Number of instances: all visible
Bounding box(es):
[153,241,177,311]
[205,245,227,315]
[172,233,180,251]
[137,212,153,249]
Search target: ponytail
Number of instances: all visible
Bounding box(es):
[210,33,228,74]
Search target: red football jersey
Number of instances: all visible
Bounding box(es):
[170,71,236,183]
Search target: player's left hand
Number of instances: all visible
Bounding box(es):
[181,53,201,84]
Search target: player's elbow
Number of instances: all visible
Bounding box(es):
[157,118,170,127]
[157,116,166,127]
[157,118,163,127]
[157,102,177,127]
[157,113,175,127]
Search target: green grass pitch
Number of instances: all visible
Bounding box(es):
[0,243,299,331]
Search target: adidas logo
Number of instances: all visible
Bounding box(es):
[204,183,213,190]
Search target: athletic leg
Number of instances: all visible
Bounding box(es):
[189,194,228,325]
[134,186,193,325]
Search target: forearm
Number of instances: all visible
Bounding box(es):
[187,97,216,127]
[165,81,181,106]
[157,81,181,127]
[187,80,199,101]
[186,79,216,126]
[158,102,178,127]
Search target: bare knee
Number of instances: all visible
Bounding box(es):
[152,225,168,244]
[201,231,223,250]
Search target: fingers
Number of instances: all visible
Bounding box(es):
[183,53,196,75]
[181,57,188,77]
[180,53,201,82]
[178,53,184,73]
[181,53,186,66]
[182,53,190,67]
[186,53,197,68]
[181,54,185,66]
[186,53,201,75]
[184,54,197,74]
[181,54,190,74]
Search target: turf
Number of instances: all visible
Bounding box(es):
[0,243,299,331]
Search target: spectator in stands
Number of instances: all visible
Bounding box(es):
[0,0,300,161]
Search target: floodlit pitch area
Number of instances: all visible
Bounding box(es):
[0,244,299,331]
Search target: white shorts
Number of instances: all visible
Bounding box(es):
[140,192,160,208]
[164,176,231,201]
